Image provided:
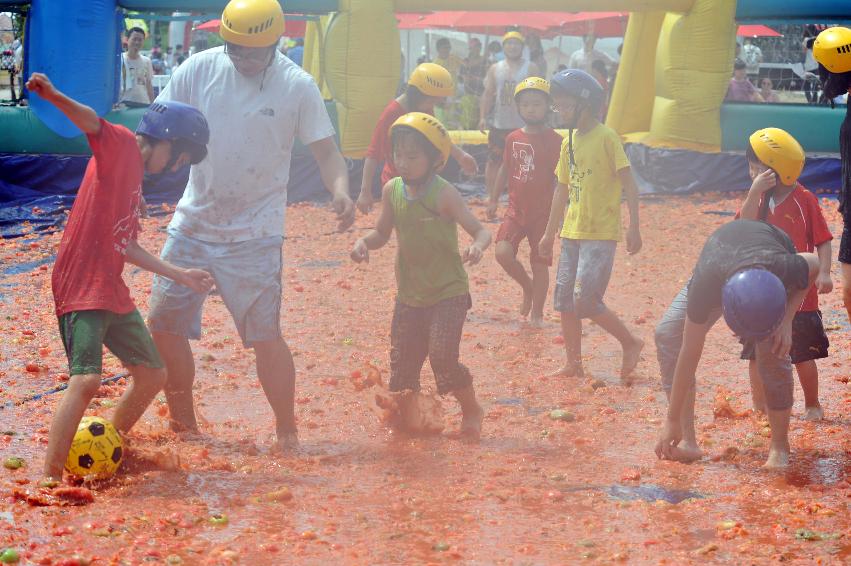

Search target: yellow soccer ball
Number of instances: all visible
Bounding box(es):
[65,416,123,478]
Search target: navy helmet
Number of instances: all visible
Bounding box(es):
[137,101,209,163]
[722,269,787,340]
[550,68,604,109]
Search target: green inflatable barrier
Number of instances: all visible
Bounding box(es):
[1,102,339,155]
[721,102,845,153]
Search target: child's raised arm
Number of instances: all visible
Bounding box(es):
[25,73,101,135]
[351,181,396,263]
[441,185,491,266]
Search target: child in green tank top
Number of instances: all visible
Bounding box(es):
[351,112,492,441]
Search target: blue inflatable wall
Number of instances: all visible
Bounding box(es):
[26,0,122,138]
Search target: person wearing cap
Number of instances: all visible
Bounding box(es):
[351,112,491,441]
[357,63,478,214]
[486,77,562,327]
[432,37,464,130]
[814,26,851,326]
[479,31,541,216]
[147,0,354,452]
[567,34,614,75]
[538,69,643,384]
[24,72,214,482]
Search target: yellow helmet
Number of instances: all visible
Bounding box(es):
[814,26,851,74]
[514,77,550,98]
[748,128,805,185]
[390,112,452,167]
[407,63,454,97]
[503,31,524,44]
[220,0,285,48]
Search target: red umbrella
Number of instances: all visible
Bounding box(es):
[546,12,628,38]
[194,18,307,37]
[737,24,782,37]
[402,11,561,34]
[396,13,431,30]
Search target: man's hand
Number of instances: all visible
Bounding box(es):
[626,226,642,255]
[458,151,478,176]
[770,319,793,357]
[350,239,369,263]
[332,191,355,231]
[462,244,484,266]
[538,234,555,262]
[750,169,777,195]
[486,200,498,221]
[816,272,833,294]
[356,190,374,215]
[25,73,59,100]
[477,118,487,131]
[654,419,682,460]
[176,268,214,294]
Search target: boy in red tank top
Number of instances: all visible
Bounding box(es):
[486,77,562,326]
[737,128,833,420]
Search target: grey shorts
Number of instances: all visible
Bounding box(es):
[148,231,284,347]
[553,238,617,318]
[655,282,794,411]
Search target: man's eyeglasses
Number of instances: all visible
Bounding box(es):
[224,43,274,63]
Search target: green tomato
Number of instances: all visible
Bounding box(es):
[432,542,450,552]
[0,548,20,564]
[209,514,229,526]
[3,457,24,470]
[549,409,575,422]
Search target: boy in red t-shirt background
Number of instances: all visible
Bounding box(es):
[738,128,833,421]
[26,73,215,481]
[356,63,478,214]
[486,77,562,326]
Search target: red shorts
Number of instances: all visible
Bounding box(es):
[496,214,551,266]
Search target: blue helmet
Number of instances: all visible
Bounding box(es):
[137,101,209,163]
[722,269,787,340]
[550,68,604,109]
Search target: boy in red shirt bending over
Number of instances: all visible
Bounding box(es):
[738,128,833,420]
[26,73,214,481]
[487,78,562,326]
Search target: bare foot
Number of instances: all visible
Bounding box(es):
[802,405,824,421]
[620,337,644,380]
[669,441,703,463]
[529,313,545,328]
[762,445,790,469]
[520,286,533,318]
[459,405,484,443]
[549,364,584,378]
[272,431,300,454]
[169,419,200,435]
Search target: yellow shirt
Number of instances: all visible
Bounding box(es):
[555,123,631,241]
[433,55,464,84]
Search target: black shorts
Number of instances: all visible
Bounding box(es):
[839,220,851,264]
[487,128,513,163]
[740,310,829,364]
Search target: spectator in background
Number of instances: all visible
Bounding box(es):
[433,37,464,129]
[742,37,763,78]
[591,59,610,120]
[487,40,504,64]
[759,77,780,103]
[287,37,304,67]
[526,33,547,78]
[725,59,763,103]
[803,36,820,104]
[568,34,614,74]
[459,37,487,130]
[150,47,166,75]
[120,27,154,107]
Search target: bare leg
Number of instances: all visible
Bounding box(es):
[842,262,851,324]
[530,262,549,326]
[763,407,792,469]
[452,384,484,442]
[748,359,767,414]
[153,332,198,433]
[484,159,498,208]
[43,374,102,480]
[665,386,702,462]
[552,311,583,377]
[589,307,644,380]
[111,365,167,433]
[494,241,533,317]
[795,360,823,420]
[254,338,298,450]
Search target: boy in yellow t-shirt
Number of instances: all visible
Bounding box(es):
[539,69,643,382]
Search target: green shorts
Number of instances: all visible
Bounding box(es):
[58,309,164,376]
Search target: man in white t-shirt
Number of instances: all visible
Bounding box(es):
[120,27,154,106]
[567,34,614,75]
[148,0,355,451]
[742,38,763,77]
